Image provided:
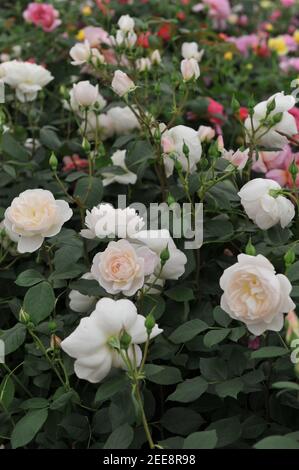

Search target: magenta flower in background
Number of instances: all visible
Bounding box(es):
[23,3,61,32]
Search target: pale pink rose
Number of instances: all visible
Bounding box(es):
[82,26,112,47]
[111,70,135,97]
[281,0,295,7]
[253,145,299,188]
[198,125,215,142]
[180,58,200,81]
[23,3,61,32]
[222,148,249,170]
[91,239,158,296]
[220,254,295,335]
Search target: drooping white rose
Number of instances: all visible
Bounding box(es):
[91,239,158,296]
[244,92,297,148]
[80,204,144,240]
[222,148,249,170]
[106,106,140,135]
[198,125,215,142]
[111,70,135,97]
[181,42,204,61]
[69,41,91,65]
[115,30,137,48]
[220,254,295,335]
[71,81,99,108]
[1,60,53,102]
[151,50,162,65]
[136,57,152,72]
[131,229,187,280]
[117,14,135,32]
[162,125,202,177]
[181,58,200,81]
[69,273,97,313]
[238,178,295,230]
[83,111,114,141]
[61,297,162,383]
[4,189,72,253]
[102,150,137,187]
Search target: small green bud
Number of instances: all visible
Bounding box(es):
[182,141,190,158]
[231,95,240,113]
[167,193,176,206]
[289,159,298,184]
[245,238,256,256]
[82,137,91,153]
[19,308,31,324]
[107,335,120,350]
[145,313,156,335]
[271,112,283,125]
[120,330,132,351]
[49,152,58,171]
[174,157,183,173]
[266,97,276,115]
[154,127,161,143]
[48,321,57,332]
[160,244,170,266]
[284,248,296,268]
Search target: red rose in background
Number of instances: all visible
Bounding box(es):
[157,23,171,41]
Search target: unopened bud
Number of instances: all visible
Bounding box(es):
[284,248,296,268]
[289,160,298,184]
[167,193,176,205]
[19,308,30,324]
[231,96,240,113]
[50,334,62,350]
[49,152,58,171]
[245,238,256,256]
[120,330,132,350]
[145,313,155,335]
[160,244,170,266]
[183,141,190,158]
[266,97,276,115]
[82,137,91,153]
[48,321,57,333]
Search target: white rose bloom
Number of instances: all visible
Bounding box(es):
[69,273,97,313]
[181,58,200,81]
[220,254,295,335]
[198,125,215,142]
[151,50,162,65]
[181,42,204,61]
[136,57,152,72]
[102,150,137,187]
[106,106,140,135]
[1,60,53,102]
[111,70,135,97]
[80,204,144,240]
[70,41,91,66]
[71,81,99,108]
[115,30,137,48]
[244,92,297,148]
[91,239,158,296]
[162,125,202,177]
[238,178,295,230]
[4,189,72,253]
[61,297,162,383]
[131,229,187,280]
[117,14,135,32]
[83,112,114,141]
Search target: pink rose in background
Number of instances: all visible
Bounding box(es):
[280,57,299,73]
[207,98,225,132]
[23,3,61,32]
[193,0,231,29]
[253,145,299,188]
[82,26,112,47]
[281,0,296,6]
[228,34,259,56]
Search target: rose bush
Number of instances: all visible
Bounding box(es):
[0,0,299,452]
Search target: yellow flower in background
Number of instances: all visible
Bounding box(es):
[294,30,299,44]
[82,5,92,16]
[268,37,288,56]
[265,23,273,32]
[246,63,253,70]
[76,29,85,41]
[224,51,233,61]
[260,0,271,8]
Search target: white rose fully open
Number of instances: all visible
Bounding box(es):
[220,254,295,335]
[4,189,72,253]
[61,297,162,383]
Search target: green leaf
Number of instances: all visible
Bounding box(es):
[125,140,153,177]
[286,261,299,282]
[104,423,134,449]
[272,381,299,391]
[0,323,26,355]
[203,329,230,348]
[200,357,228,382]
[23,282,55,324]
[144,365,182,385]
[213,306,232,327]
[167,376,208,403]
[183,430,218,449]
[251,347,288,360]
[165,287,194,302]
[50,390,79,410]
[161,407,203,436]
[11,408,48,448]
[215,378,244,399]
[20,398,49,410]
[169,319,208,344]
[15,269,45,287]
[69,279,106,297]
[95,375,129,403]
[207,416,241,447]
[1,133,30,161]
[74,176,103,208]
[254,436,299,449]
[242,415,267,439]
[0,375,15,409]
[39,126,61,151]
